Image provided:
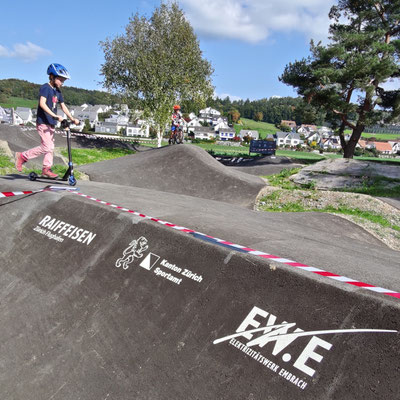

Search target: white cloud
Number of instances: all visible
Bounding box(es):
[0,45,12,57]
[181,0,332,43]
[0,41,51,62]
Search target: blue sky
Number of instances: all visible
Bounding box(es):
[1,1,342,100]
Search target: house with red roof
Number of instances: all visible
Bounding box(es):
[371,141,393,155]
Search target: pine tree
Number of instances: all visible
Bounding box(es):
[280,0,400,158]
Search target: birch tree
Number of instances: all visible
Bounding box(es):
[100,2,214,147]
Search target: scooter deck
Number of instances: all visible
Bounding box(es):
[29,172,76,186]
[27,120,77,186]
[35,177,68,182]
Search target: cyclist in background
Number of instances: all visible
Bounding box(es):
[169,104,183,144]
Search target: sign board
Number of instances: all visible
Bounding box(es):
[249,139,276,155]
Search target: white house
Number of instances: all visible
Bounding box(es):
[275,132,302,147]
[74,110,99,128]
[105,114,130,125]
[212,116,228,126]
[97,104,112,113]
[389,140,400,154]
[199,107,221,124]
[193,126,216,140]
[199,107,220,117]
[126,121,150,137]
[85,105,105,115]
[239,130,259,140]
[373,141,394,155]
[322,136,341,150]
[15,107,33,124]
[11,109,23,125]
[187,117,202,133]
[214,119,230,133]
[318,126,334,137]
[306,131,322,144]
[0,106,11,123]
[297,124,317,134]
[136,119,151,137]
[126,125,145,136]
[218,127,236,141]
[95,121,118,134]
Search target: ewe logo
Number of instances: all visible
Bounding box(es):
[115,236,149,270]
[213,306,397,390]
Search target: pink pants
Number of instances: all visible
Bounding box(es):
[22,124,55,168]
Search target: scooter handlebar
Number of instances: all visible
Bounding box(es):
[61,119,70,129]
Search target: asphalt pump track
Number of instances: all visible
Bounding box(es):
[0,132,399,399]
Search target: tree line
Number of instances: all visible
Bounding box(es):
[0,78,120,106]
[205,96,327,126]
[0,77,316,127]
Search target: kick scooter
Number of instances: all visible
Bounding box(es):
[29,119,77,186]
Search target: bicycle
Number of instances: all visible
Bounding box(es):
[169,126,184,144]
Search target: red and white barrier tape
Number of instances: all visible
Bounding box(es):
[0,190,39,198]
[0,186,77,198]
[2,187,398,299]
[71,191,400,300]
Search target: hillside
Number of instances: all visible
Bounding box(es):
[234,118,278,138]
[0,78,120,107]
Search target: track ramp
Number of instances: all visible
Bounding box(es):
[0,189,399,399]
[79,144,266,207]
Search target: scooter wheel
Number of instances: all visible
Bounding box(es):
[68,176,77,186]
[29,172,38,181]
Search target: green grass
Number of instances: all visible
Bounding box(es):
[193,143,252,156]
[323,205,400,231]
[353,156,400,163]
[234,118,277,138]
[0,152,14,169]
[342,128,399,140]
[259,196,399,232]
[0,151,15,175]
[265,166,400,198]
[235,120,399,141]
[338,177,400,198]
[0,96,37,109]
[191,142,331,160]
[263,168,302,189]
[20,148,135,178]
[60,148,135,165]
[361,132,400,140]
[0,147,135,177]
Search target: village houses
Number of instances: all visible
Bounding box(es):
[275,131,303,147]
[1,102,399,156]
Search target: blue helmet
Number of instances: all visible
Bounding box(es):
[47,63,71,79]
